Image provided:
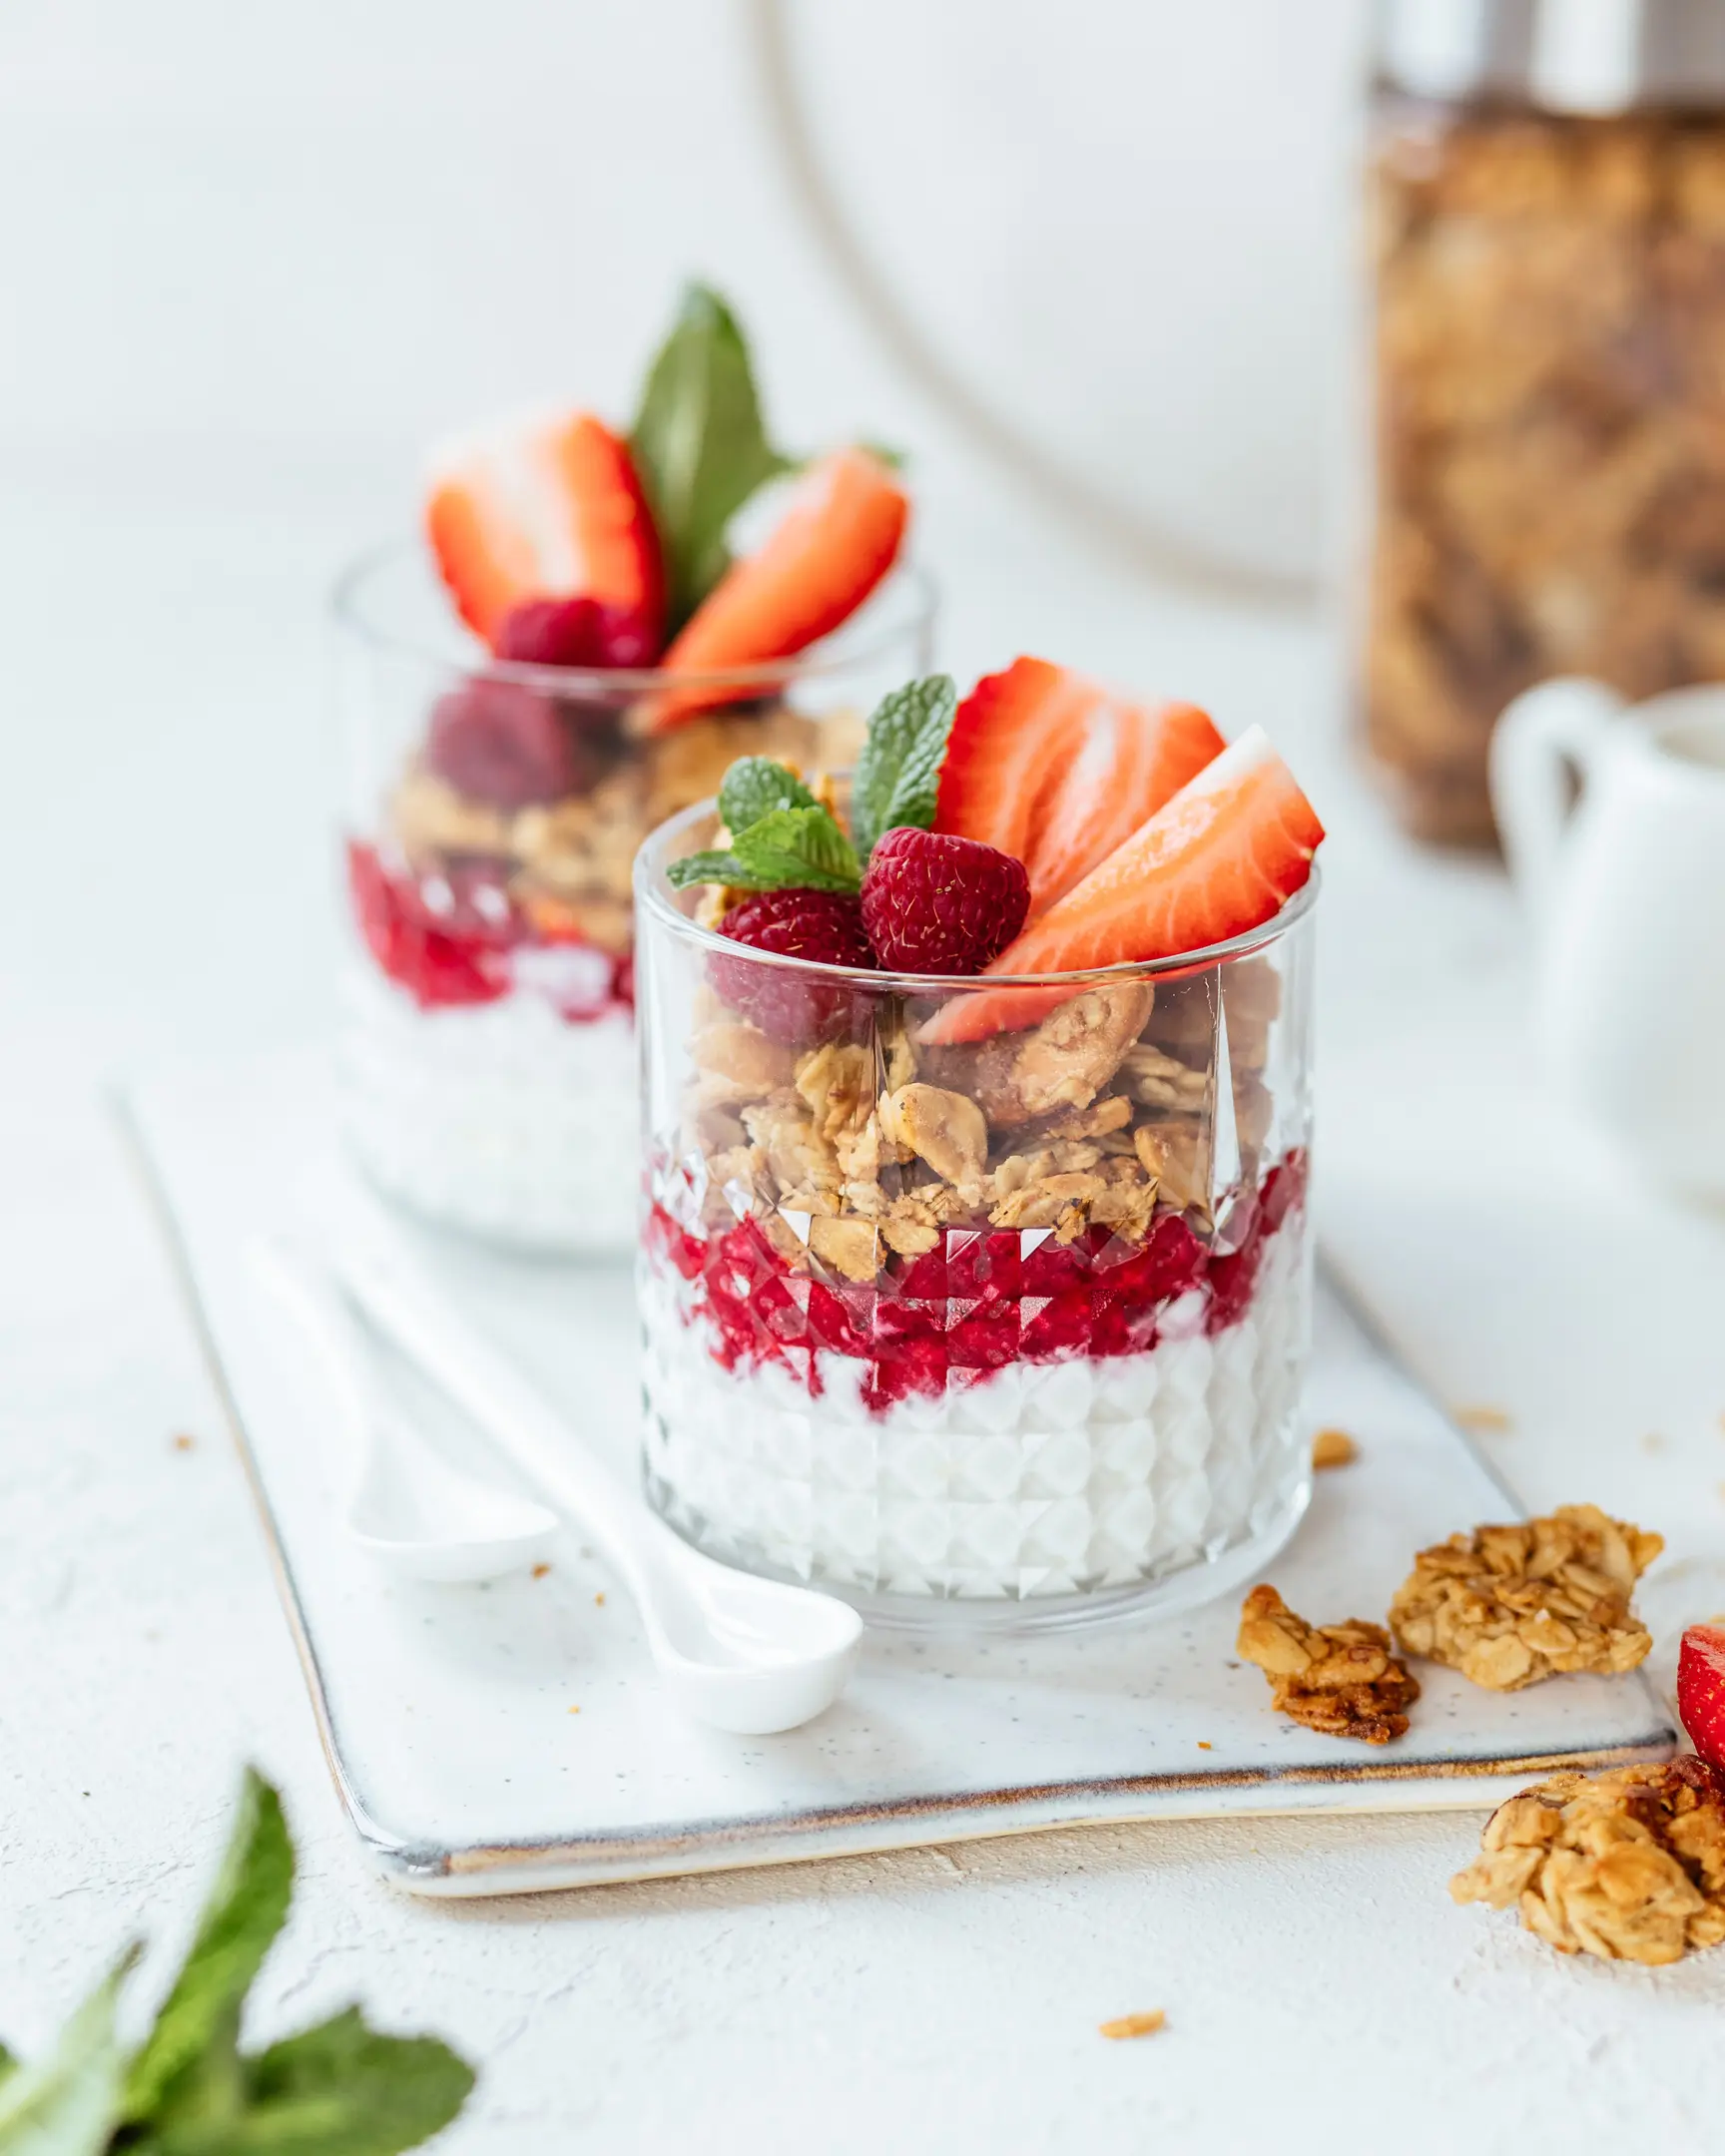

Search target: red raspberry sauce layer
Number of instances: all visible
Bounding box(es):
[647,1154,1305,1414]
[347,840,633,1020]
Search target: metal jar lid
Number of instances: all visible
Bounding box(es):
[1376,0,1725,112]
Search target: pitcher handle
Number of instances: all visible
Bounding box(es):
[1488,679,1623,928]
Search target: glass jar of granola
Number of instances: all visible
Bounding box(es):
[634,792,1318,1630]
[1361,0,1725,844]
[335,547,935,1253]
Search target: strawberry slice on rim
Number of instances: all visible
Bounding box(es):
[425,409,664,654]
[935,658,1226,915]
[640,447,909,732]
[918,726,1323,1044]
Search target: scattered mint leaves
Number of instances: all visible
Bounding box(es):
[629,282,797,633]
[146,2008,477,2156]
[122,1769,292,2125]
[717,757,817,836]
[668,805,860,896]
[0,1776,473,2156]
[0,1947,138,2156]
[851,674,957,859]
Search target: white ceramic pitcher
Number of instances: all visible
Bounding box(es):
[1490,678,1725,1199]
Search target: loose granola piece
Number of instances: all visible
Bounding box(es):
[1389,1504,1663,1691]
[690,1021,796,1098]
[988,1170,1110,1234]
[1311,1428,1359,1471]
[807,1214,881,1284]
[1098,2010,1166,2041]
[1237,1584,1420,1744]
[879,1083,988,1192]
[879,1197,941,1258]
[1450,1758,1725,1965]
[1087,1161,1158,1243]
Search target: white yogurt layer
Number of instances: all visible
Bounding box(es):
[642,1210,1311,1605]
[339,966,637,1253]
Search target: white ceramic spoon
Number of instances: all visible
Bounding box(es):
[322,1223,863,1736]
[247,1238,558,1584]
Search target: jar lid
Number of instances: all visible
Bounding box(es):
[1377,0,1725,113]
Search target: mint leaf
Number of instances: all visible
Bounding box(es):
[123,1770,292,2126]
[668,806,860,895]
[126,2009,473,2156]
[718,757,817,836]
[0,1946,138,2156]
[851,675,957,859]
[630,283,796,630]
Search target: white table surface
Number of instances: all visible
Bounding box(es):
[6,448,1725,2152]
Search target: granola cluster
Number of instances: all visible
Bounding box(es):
[1450,1759,1725,1965]
[1388,1505,1663,1692]
[678,958,1283,1281]
[1237,1585,1420,1744]
[1364,108,1725,843]
[390,704,847,957]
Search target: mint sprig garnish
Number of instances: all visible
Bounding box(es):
[717,756,818,834]
[629,283,798,633]
[669,805,861,896]
[0,1769,474,2156]
[851,674,957,859]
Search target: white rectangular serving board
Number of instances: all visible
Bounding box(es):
[121,1049,1672,1895]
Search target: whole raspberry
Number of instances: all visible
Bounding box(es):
[712,888,876,1044]
[495,595,661,670]
[861,826,1030,973]
[425,679,581,809]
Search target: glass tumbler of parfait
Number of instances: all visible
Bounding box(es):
[634,660,1325,1628]
[335,283,931,1254]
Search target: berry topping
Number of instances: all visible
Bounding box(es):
[920,726,1324,1045]
[642,448,910,731]
[712,887,875,1043]
[494,595,662,670]
[425,409,663,652]
[935,658,1226,914]
[424,680,580,810]
[1679,1623,1725,1769]
[860,826,1029,974]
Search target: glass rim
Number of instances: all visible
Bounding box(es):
[635,789,1322,992]
[328,538,939,696]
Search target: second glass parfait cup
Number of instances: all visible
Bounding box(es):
[634,793,1319,1632]
[333,546,935,1254]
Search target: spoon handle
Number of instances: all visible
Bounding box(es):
[245,1237,378,1500]
[326,1230,655,1601]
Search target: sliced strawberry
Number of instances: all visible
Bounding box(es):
[1679,1623,1725,1770]
[935,659,1225,914]
[640,448,909,732]
[1026,696,1225,914]
[918,727,1323,1045]
[425,410,664,653]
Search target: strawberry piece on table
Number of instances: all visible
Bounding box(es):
[919,726,1323,1045]
[425,410,664,653]
[934,658,1226,915]
[641,448,909,732]
[1679,1623,1725,1769]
